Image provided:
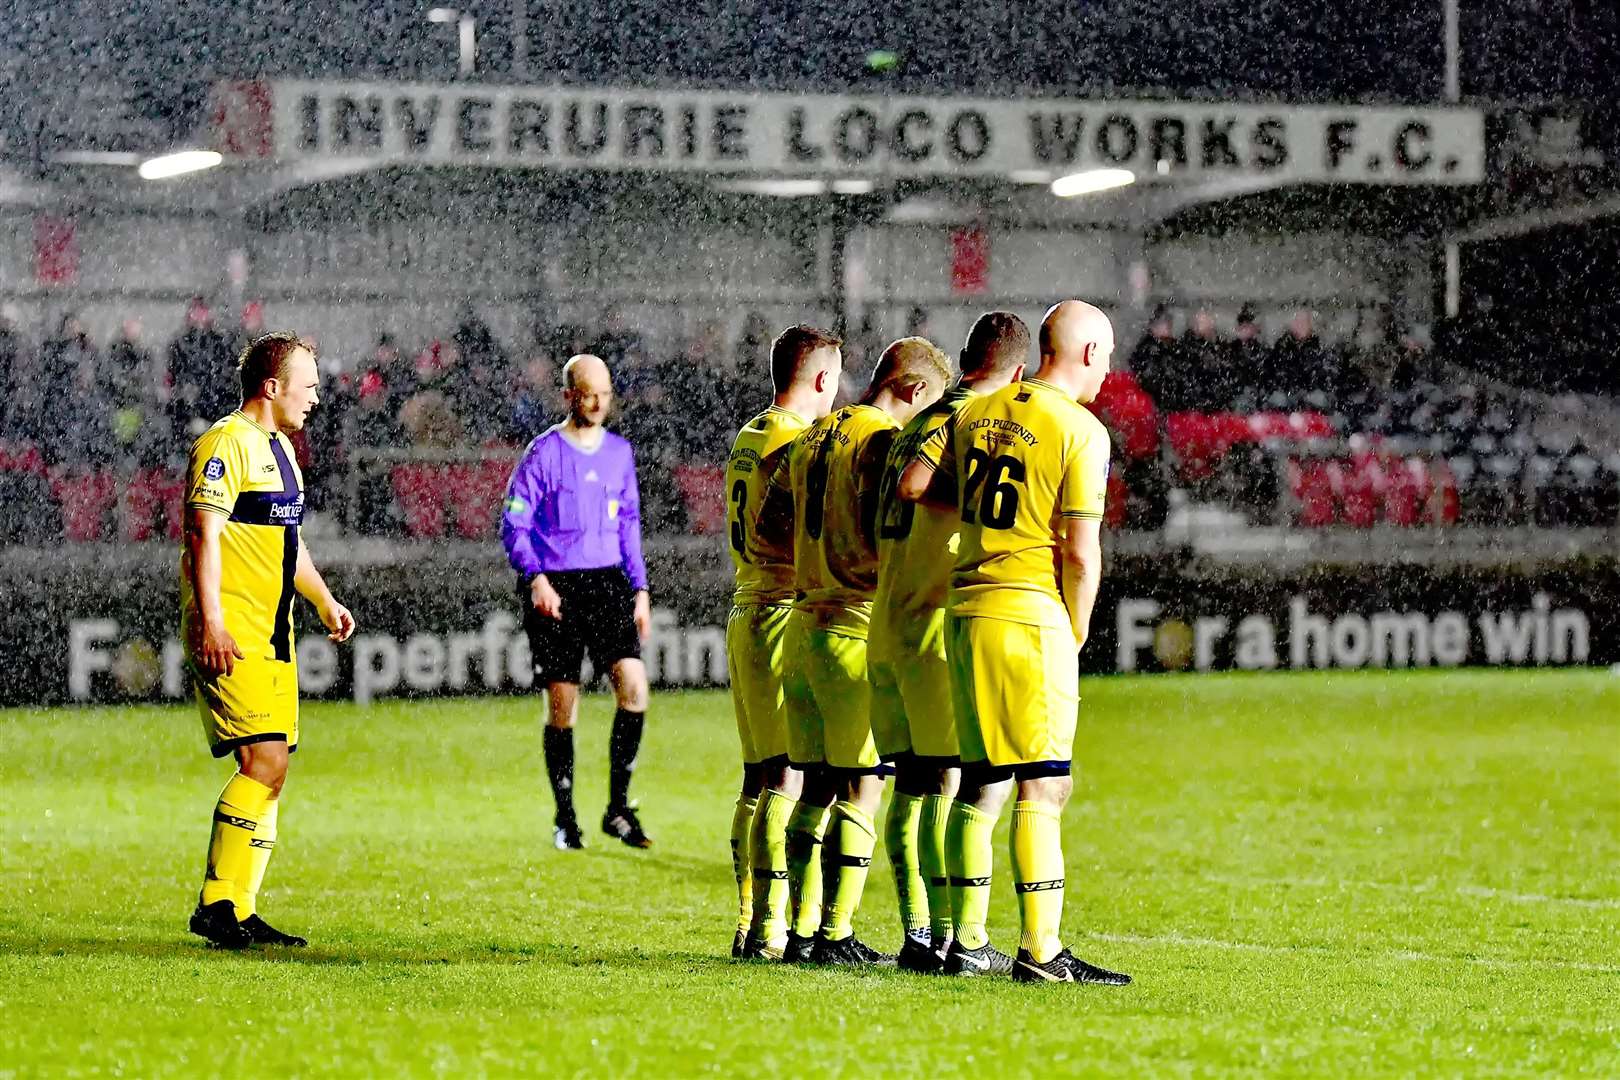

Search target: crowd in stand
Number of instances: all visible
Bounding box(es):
[2,293,1616,543]
[0,297,781,541]
[1109,303,1620,529]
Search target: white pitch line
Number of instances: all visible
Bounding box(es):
[1083,931,1620,975]
[1200,874,1620,911]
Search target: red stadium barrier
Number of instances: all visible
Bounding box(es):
[391,463,448,538]
[1167,411,1218,480]
[1248,411,1293,441]
[445,459,510,539]
[1104,467,1127,529]
[52,470,118,542]
[1090,373,1160,460]
[1291,411,1337,441]
[0,441,47,477]
[1210,411,1255,455]
[123,468,185,542]
[1289,459,1338,527]
[1340,455,1383,528]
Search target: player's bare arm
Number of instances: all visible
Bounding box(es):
[295,536,356,642]
[1060,517,1103,650]
[183,506,244,677]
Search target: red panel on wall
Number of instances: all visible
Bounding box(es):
[950,227,990,295]
[34,215,78,286]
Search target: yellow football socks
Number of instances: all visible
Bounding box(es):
[786,802,830,938]
[920,793,955,944]
[200,771,273,919]
[729,795,758,938]
[820,800,877,942]
[750,789,796,943]
[947,801,997,951]
[241,797,279,919]
[1011,800,1066,964]
[884,792,928,934]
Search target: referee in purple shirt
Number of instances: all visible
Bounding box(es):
[501,354,653,851]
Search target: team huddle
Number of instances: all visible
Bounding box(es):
[723,301,1130,984]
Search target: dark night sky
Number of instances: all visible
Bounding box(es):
[2,0,1618,110]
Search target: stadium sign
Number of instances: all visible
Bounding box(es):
[1114,594,1593,674]
[238,79,1486,185]
[64,607,725,706]
[8,549,1617,707]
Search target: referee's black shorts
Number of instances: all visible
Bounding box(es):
[519,567,641,685]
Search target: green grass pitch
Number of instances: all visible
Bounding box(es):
[3,670,1618,1077]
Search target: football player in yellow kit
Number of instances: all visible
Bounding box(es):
[722,325,843,959]
[183,331,355,949]
[901,301,1130,985]
[869,312,1030,972]
[763,336,950,964]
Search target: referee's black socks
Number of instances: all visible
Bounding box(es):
[543,726,576,822]
[608,708,645,810]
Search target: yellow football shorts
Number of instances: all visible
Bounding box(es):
[192,655,300,759]
[946,614,1078,767]
[727,602,795,765]
[869,610,957,760]
[784,612,878,770]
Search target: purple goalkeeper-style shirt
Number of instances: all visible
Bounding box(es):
[500,425,648,591]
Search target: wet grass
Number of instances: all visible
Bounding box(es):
[3,670,1618,1077]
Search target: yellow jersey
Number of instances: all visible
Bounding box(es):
[920,378,1109,628]
[180,411,306,663]
[771,403,898,637]
[871,385,977,649]
[726,404,811,606]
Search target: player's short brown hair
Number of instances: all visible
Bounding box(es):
[238,330,312,401]
[769,324,842,393]
[960,311,1030,378]
[870,336,951,394]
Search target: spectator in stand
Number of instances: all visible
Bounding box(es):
[39,313,113,469]
[1267,309,1337,408]
[452,309,512,444]
[1230,304,1267,410]
[1180,308,1235,412]
[0,305,50,544]
[352,334,414,417]
[167,297,238,442]
[733,311,771,376]
[401,341,466,448]
[1332,314,1384,429]
[0,303,32,437]
[233,300,267,356]
[656,320,743,461]
[106,317,170,470]
[345,356,410,535]
[1129,304,1188,411]
[509,350,560,442]
[594,305,647,372]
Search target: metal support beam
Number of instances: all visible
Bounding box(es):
[1443,0,1461,102]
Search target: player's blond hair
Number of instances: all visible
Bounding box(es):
[869,336,951,395]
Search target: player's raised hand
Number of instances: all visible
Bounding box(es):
[530,575,563,620]
[196,621,245,678]
[321,599,357,642]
